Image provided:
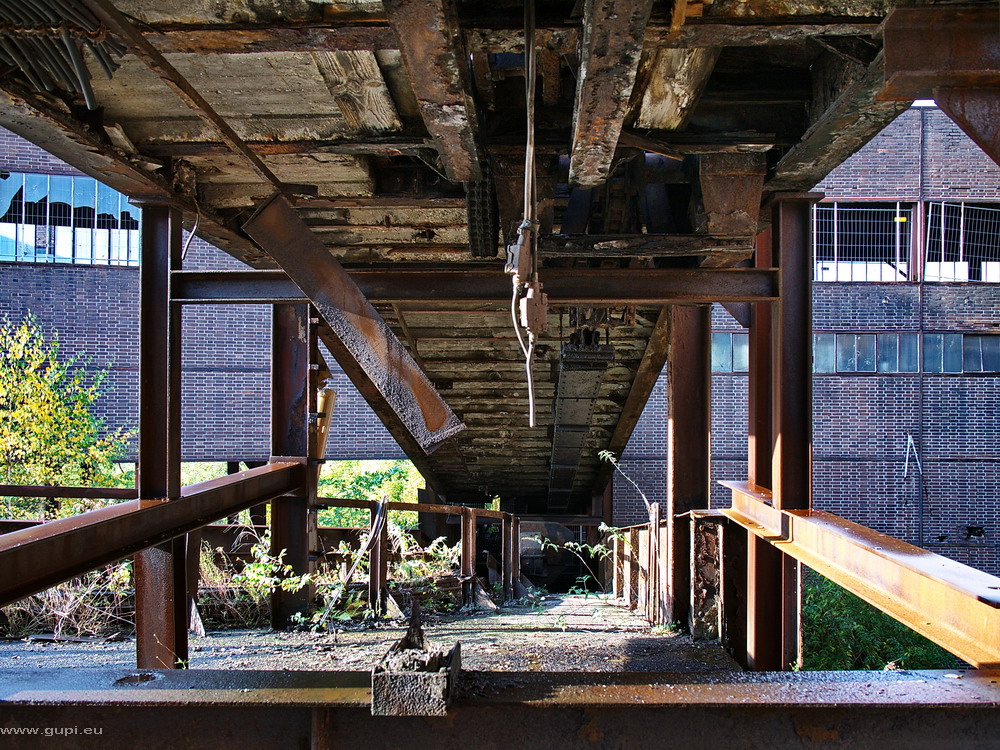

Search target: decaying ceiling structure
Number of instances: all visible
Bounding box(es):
[0,0,922,515]
[4,2,1000,742]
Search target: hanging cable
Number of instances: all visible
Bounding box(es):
[181,202,201,260]
[504,0,547,428]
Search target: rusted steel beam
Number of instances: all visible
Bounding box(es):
[665,305,711,626]
[269,304,314,628]
[0,78,262,265]
[698,153,766,240]
[383,0,482,182]
[173,268,778,306]
[243,193,463,460]
[79,0,306,195]
[723,481,1000,669]
[135,203,185,670]
[881,8,1000,100]
[0,485,137,500]
[0,463,304,608]
[569,0,655,187]
[368,502,389,615]
[933,88,1000,168]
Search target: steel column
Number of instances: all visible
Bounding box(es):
[270,303,312,628]
[665,305,711,626]
[501,513,514,603]
[511,516,521,588]
[769,192,818,669]
[368,502,388,615]
[461,508,476,605]
[135,203,186,670]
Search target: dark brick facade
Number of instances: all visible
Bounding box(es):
[616,107,1000,576]
[0,130,404,463]
[3,108,1000,575]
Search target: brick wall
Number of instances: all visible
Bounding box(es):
[0,128,405,463]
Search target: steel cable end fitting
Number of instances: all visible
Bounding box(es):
[519,279,548,336]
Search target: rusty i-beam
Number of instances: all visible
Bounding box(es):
[133,203,187,670]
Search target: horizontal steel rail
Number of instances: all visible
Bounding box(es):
[171,267,778,305]
[721,480,1000,668]
[0,462,304,607]
[0,484,138,500]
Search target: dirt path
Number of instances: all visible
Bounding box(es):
[0,594,740,673]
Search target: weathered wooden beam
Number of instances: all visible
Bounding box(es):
[633,48,720,131]
[569,0,655,187]
[145,23,398,54]
[540,233,752,257]
[141,138,429,158]
[243,193,464,459]
[313,51,403,134]
[383,0,482,182]
[764,51,909,198]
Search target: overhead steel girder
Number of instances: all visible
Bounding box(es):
[0,462,304,607]
[171,268,778,305]
[721,481,1000,669]
[881,7,1000,167]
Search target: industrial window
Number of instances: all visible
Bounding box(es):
[0,171,140,266]
[924,202,1000,281]
[711,332,748,372]
[813,202,912,282]
[813,333,919,373]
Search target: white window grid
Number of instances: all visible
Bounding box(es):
[0,172,140,266]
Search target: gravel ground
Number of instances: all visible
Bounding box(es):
[0,594,740,673]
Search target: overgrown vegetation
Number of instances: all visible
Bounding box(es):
[317,460,422,527]
[535,522,625,595]
[0,315,132,518]
[801,569,963,670]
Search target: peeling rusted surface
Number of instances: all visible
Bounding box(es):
[935,88,1000,169]
[724,482,1000,668]
[698,153,766,237]
[569,0,655,187]
[383,0,481,182]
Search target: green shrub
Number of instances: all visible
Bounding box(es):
[801,570,964,670]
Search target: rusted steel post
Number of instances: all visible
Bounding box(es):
[501,513,513,603]
[461,508,476,605]
[748,228,773,489]
[368,502,388,615]
[740,226,777,670]
[135,203,187,670]
[511,516,521,586]
[269,303,312,628]
[720,520,748,664]
[611,535,622,599]
[666,304,712,626]
[771,193,818,670]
